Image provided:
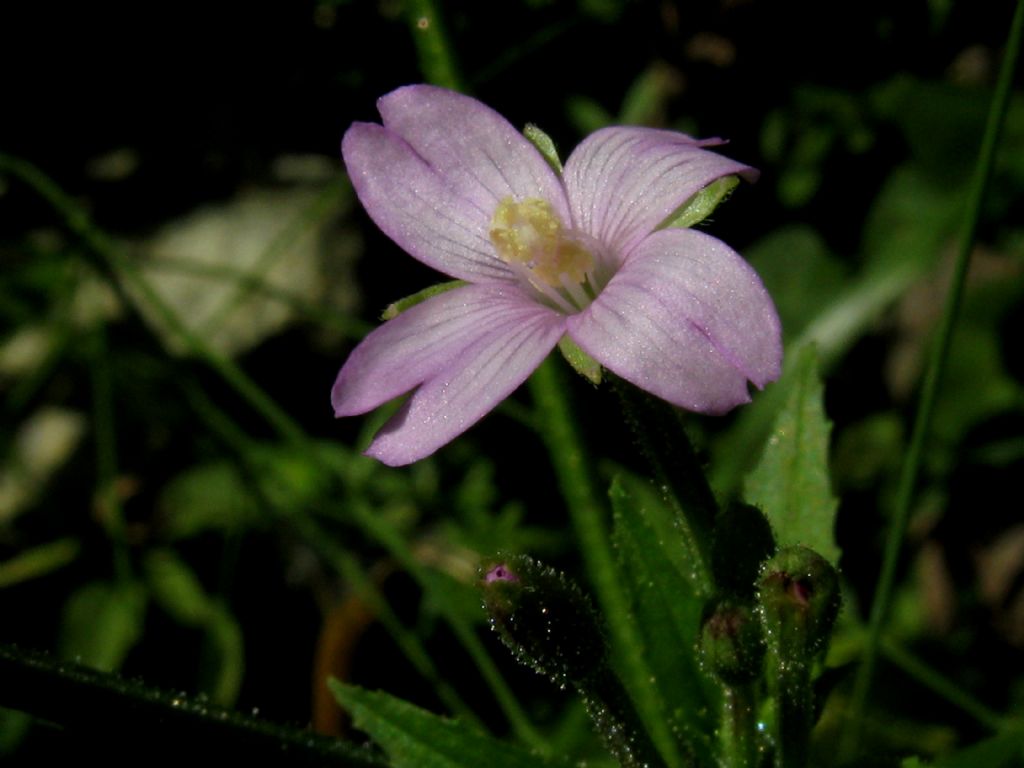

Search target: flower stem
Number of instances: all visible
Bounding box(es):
[528,357,684,768]
[720,684,760,768]
[87,323,132,584]
[843,0,1024,753]
[0,153,309,451]
[878,637,1007,733]
[1,154,539,750]
[608,376,716,595]
[767,647,812,768]
[180,379,481,730]
[406,0,462,92]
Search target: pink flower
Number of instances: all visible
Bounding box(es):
[333,85,781,466]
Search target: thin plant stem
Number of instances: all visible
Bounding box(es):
[198,179,350,337]
[0,153,309,450]
[343,497,549,752]
[609,375,716,596]
[3,155,535,748]
[180,379,481,729]
[88,322,132,583]
[720,684,759,768]
[406,0,462,92]
[843,0,1024,751]
[143,254,371,339]
[879,638,1007,733]
[528,357,685,768]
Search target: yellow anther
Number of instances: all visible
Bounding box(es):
[489,197,593,288]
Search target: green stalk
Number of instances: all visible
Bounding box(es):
[344,497,549,752]
[406,0,462,92]
[720,684,759,768]
[843,0,1024,753]
[879,638,1006,733]
[88,323,132,583]
[198,180,349,337]
[181,379,481,730]
[528,357,685,768]
[0,154,309,450]
[609,376,716,595]
[1,154,536,749]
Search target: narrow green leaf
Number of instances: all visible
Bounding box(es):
[610,472,719,764]
[204,607,246,706]
[143,549,246,706]
[59,581,147,672]
[328,681,570,768]
[0,538,79,588]
[744,345,841,565]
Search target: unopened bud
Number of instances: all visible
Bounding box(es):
[700,598,765,685]
[480,555,607,687]
[757,546,840,657]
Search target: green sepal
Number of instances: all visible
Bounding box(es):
[382,280,466,320]
[658,175,740,230]
[524,124,563,174]
[558,336,602,384]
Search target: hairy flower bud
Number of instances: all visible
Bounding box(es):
[757,545,840,657]
[480,555,607,687]
[480,555,661,768]
[700,598,766,685]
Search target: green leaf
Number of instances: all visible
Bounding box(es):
[59,581,147,672]
[159,461,259,540]
[609,472,718,764]
[328,681,571,768]
[203,607,246,706]
[144,549,214,626]
[619,62,684,127]
[744,345,840,565]
[143,550,246,706]
[0,537,79,588]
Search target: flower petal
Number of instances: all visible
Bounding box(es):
[377,85,570,221]
[342,86,572,283]
[562,127,758,258]
[343,123,511,282]
[566,228,781,413]
[332,283,565,466]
